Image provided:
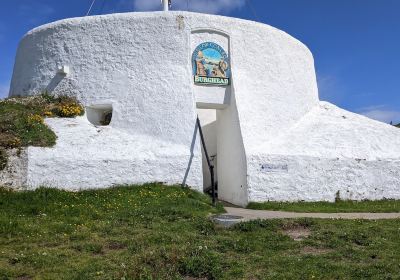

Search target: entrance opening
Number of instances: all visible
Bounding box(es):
[197,100,248,206]
[191,29,247,205]
[197,109,218,195]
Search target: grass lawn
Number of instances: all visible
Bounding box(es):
[1,184,400,279]
[247,200,400,213]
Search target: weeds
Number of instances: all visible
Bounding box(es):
[1,183,400,279]
[247,199,400,213]
[0,93,84,170]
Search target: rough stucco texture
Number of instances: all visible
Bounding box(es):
[0,149,28,190]
[26,117,202,190]
[248,154,400,202]
[7,11,400,204]
[247,102,400,202]
[10,12,209,191]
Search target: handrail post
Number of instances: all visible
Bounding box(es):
[196,117,216,206]
[210,165,216,206]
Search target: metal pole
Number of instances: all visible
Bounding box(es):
[196,117,216,206]
[210,165,216,206]
[86,0,96,16]
[162,0,169,11]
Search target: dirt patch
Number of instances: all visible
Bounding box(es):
[16,275,33,280]
[107,241,127,250]
[300,246,333,255]
[282,225,311,241]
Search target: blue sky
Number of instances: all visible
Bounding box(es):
[0,0,399,123]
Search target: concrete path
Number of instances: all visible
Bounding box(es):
[224,207,400,221]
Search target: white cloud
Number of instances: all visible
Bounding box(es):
[358,105,400,124]
[133,0,245,14]
[0,84,10,98]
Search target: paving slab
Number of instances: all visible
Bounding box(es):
[225,207,400,221]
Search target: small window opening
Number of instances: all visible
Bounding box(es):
[102,111,112,125]
[86,104,113,126]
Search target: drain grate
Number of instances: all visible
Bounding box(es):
[212,214,244,227]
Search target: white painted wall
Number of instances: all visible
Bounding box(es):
[26,116,202,190]
[9,12,207,191]
[217,93,248,206]
[248,154,400,202]
[257,102,400,160]
[7,11,400,204]
[247,102,400,202]
[197,109,216,126]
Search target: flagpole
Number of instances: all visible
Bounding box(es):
[162,0,169,11]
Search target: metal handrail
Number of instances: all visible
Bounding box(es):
[196,117,216,206]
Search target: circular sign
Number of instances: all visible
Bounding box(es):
[192,42,230,86]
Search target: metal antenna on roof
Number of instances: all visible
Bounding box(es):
[162,0,172,11]
[86,0,96,16]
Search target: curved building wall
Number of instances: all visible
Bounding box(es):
[8,12,398,205]
[8,12,319,200]
[10,12,197,145]
[9,11,318,141]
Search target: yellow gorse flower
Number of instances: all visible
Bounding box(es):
[27,114,44,125]
[57,103,83,117]
[9,137,21,148]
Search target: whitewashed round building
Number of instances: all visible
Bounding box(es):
[6,11,400,206]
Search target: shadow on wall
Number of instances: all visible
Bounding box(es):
[45,73,64,93]
[182,119,198,187]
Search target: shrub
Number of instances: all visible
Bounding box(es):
[0,133,21,149]
[54,103,84,118]
[0,93,84,169]
[41,91,56,103]
[27,114,44,126]
[43,111,53,117]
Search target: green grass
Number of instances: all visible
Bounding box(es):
[247,199,400,213]
[0,99,56,148]
[0,94,84,170]
[1,184,400,279]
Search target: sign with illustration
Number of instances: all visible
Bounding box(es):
[192,42,230,86]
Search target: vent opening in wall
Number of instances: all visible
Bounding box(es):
[86,104,113,126]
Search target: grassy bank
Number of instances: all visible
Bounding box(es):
[1,184,400,279]
[0,94,84,169]
[247,199,400,213]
